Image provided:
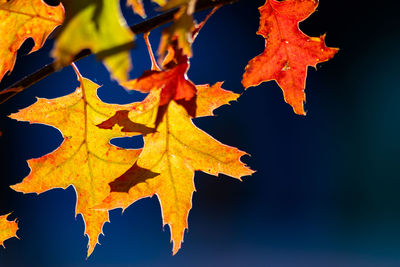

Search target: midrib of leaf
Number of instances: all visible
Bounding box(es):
[148,103,240,214]
[144,106,181,212]
[35,86,132,192]
[270,1,296,86]
[80,77,96,204]
[80,79,135,206]
[29,96,118,185]
[164,107,180,210]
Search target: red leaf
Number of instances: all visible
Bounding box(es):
[122,42,196,106]
[242,0,338,115]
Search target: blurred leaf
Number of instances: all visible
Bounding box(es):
[52,0,134,82]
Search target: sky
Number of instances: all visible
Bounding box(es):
[1,0,400,266]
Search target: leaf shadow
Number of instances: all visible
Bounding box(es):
[97,110,154,135]
[110,163,159,193]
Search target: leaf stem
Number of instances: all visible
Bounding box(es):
[144,32,161,71]
[71,62,82,82]
[0,0,239,105]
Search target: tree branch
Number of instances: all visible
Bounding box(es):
[0,0,239,105]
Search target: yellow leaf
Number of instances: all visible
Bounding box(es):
[52,0,134,82]
[9,66,141,257]
[0,213,18,248]
[98,89,253,255]
[0,0,64,82]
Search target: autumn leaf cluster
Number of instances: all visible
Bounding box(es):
[0,0,337,256]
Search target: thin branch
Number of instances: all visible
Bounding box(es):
[0,0,239,104]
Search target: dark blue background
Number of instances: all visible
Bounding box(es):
[1,0,400,266]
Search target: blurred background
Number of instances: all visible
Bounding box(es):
[1,0,400,266]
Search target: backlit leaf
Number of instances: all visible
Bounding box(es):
[242,0,338,115]
[98,86,253,255]
[0,0,64,82]
[9,66,142,256]
[0,213,18,248]
[188,82,239,118]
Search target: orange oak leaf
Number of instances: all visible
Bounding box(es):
[97,87,253,255]
[9,66,142,257]
[0,0,64,82]
[0,213,18,248]
[242,0,338,115]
